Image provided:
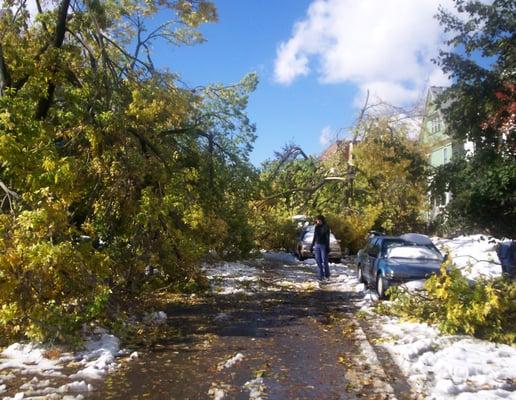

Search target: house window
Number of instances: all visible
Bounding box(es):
[443,147,449,163]
[431,117,442,134]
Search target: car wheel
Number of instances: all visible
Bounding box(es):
[376,273,390,299]
[357,264,365,284]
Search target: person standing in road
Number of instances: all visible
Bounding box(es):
[311,215,331,281]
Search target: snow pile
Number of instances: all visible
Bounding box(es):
[243,377,267,400]
[217,353,244,371]
[208,384,227,400]
[0,343,65,378]
[143,311,167,324]
[378,318,516,399]
[0,329,125,399]
[434,235,502,279]
[70,331,121,380]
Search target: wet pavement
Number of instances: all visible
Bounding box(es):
[90,259,412,400]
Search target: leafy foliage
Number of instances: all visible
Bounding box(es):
[430,154,516,237]
[256,118,429,254]
[326,206,382,254]
[351,119,429,235]
[382,257,516,344]
[0,0,258,343]
[251,207,298,251]
[431,0,516,236]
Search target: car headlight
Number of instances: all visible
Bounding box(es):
[384,268,394,278]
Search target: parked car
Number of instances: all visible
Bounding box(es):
[497,240,516,278]
[356,233,444,298]
[296,225,342,263]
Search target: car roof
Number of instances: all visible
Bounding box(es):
[371,236,402,242]
[399,233,434,246]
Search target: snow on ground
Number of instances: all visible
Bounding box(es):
[202,261,263,295]
[434,234,502,280]
[358,234,515,399]
[243,377,266,400]
[202,254,357,295]
[0,235,511,399]
[217,353,244,371]
[377,318,516,399]
[0,329,124,399]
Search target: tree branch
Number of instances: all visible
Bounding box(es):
[0,180,19,213]
[0,44,12,95]
[35,0,71,120]
[256,176,353,208]
[127,127,173,174]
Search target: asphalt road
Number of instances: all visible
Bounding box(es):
[90,259,413,400]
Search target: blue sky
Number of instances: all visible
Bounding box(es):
[152,0,454,166]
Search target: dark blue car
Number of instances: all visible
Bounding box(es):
[356,233,444,298]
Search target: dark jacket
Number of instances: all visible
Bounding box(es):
[312,223,330,248]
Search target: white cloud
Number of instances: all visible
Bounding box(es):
[320,126,332,146]
[274,0,453,105]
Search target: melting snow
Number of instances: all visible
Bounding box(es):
[378,318,516,399]
[243,377,267,400]
[217,353,244,370]
[0,330,124,398]
[0,234,512,399]
[434,234,502,279]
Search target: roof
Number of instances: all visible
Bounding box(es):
[429,86,446,97]
[399,233,435,246]
[428,86,453,111]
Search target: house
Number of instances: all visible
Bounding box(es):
[421,87,451,167]
[320,140,355,165]
[420,86,473,219]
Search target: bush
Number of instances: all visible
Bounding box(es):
[381,257,516,344]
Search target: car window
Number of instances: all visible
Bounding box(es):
[381,239,407,256]
[365,238,375,255]
[367,238,380,257]
[372,242,381,257]
[424,243,443,257]
[303,231,314,242]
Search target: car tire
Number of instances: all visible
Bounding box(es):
[357,264,365,284]
[376,273,390,299]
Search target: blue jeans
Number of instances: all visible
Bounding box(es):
[314,243,330,279]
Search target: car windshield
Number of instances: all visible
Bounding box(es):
[381,239,407,253]
[386,246,441,260]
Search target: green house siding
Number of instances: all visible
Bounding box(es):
[420,87,458,169]
[430,144,453,167]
